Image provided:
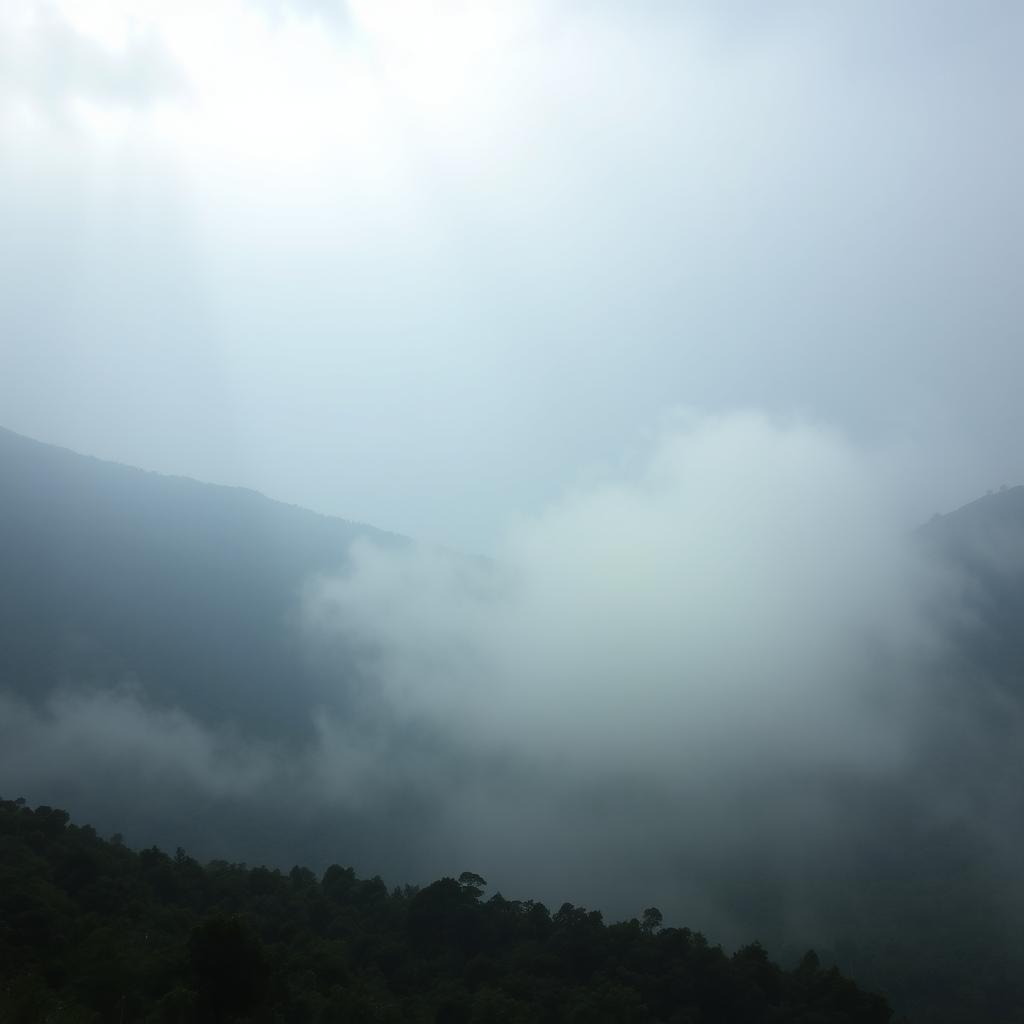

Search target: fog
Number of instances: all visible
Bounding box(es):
[300,411,977,940]
[2,4,1023,1000]
[306,413,929,771]
[6,411,1016,951]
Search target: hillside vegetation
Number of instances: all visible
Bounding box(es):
[0,797,896,1024]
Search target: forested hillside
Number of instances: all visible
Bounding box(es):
[0,798,896,1023]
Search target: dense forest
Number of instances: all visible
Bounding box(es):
[0,798,897,1023]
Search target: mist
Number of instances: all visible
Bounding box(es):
[299,412,963,937]
[6,411,1014,955]
[2,3,1023,1018]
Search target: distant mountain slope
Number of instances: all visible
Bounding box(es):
[917,485,1024,692]
[0,425,401,737]
[919,485,1024,573]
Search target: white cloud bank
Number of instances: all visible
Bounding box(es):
[307,412,938,778]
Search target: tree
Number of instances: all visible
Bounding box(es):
[188,915,267,1020]
[458,872,487,899]
[640,907,663,935]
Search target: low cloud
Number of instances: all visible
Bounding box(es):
[3,412,1018,949]
[308,412,935,775]
[295,412,974,937]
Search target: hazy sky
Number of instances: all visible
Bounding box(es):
[1,0,1021,552]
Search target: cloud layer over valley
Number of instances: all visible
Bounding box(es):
[7,412,1014,956]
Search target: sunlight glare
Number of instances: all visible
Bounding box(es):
[347,0,540,110]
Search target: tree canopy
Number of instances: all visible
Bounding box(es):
[0,796,897,1023]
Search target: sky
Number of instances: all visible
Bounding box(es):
[1,0,1022,552]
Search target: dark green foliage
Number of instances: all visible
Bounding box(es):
[0,798,893,1023]
[189,916,269,1020]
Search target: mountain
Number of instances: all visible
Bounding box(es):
[0,425,401,739]
[917,486,1024,693]
[3,427,1024,1022]
[920,485,1024,548]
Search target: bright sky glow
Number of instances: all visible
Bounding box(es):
[1,1,1021,551]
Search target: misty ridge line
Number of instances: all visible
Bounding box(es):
[3,412,1024,1023]
[1,412,1012,773]
[0,411,1006,804]
[0,421,978,779]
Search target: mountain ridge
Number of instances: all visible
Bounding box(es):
[0,423,401,541]
[4,426,1024,1023]
[0,423,403,740]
